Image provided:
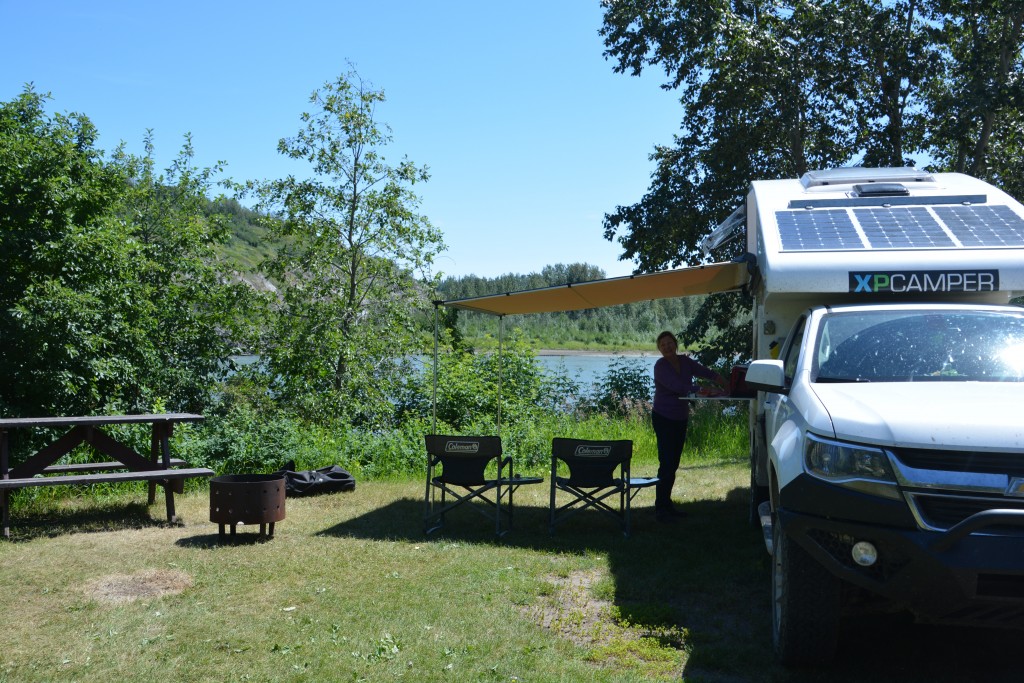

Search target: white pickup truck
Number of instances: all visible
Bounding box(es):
[740,168,1024,663]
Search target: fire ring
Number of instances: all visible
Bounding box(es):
[209,474,286,540]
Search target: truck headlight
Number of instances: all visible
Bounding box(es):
[804,434,900,499]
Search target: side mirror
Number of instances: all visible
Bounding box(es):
[745,360,785,393]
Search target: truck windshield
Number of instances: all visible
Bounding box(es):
[814,309,1024,383]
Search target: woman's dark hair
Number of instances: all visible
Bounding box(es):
[657,331,677,345]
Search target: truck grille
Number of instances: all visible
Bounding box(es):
[910,493,1024,530]
[892,448,1024,477]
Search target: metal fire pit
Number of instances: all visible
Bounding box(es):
[210,474,286,540]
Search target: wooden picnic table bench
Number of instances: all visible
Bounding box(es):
[0,413,213,537]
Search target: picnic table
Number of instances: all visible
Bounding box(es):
[0,413,214,537]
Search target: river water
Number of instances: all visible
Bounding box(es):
[235,353,660,388]
[534,353,658,387]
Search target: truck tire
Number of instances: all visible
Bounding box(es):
[748,425,769,528]
[772,514,840,664]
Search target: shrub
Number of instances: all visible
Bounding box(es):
[586,356,653,418]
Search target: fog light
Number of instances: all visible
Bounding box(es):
[851,541,878,567]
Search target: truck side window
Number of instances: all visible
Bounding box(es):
[782,317,807,385]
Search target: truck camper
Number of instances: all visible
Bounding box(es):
[740,167,1024,663]
[440,166,1024,665]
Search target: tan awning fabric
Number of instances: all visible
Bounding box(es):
[442,261,750,316]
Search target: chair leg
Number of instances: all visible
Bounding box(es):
[548,479,557,535]
[2,490,9,539]
[424,483,449,535]
[623,487,631,538]
[427,481,512,536]
[423,470,433,533]
[495,482,502,536]
[508,483,514,529]
[439,488,446,530]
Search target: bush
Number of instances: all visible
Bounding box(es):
[587,356,654,418]
[171,346,748,482]
[397,332,558,433]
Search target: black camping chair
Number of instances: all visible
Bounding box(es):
[424,434,542,536]
[548,438,658,538]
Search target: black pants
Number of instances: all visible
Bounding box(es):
[652,410,689,511]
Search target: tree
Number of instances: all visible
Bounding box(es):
[541,262,606,285]
[599,1,1024,360]
[0,87,244,417]
[922,1,1024,198]
[107,133,254,413]
[248,70,444,424]
[0,89,147,416]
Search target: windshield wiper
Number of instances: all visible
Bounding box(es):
[814,376,870,383]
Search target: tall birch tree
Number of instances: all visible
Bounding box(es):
[249,71,444,424]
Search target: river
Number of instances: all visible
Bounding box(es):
[234,352,660,388]
[534,352,658,387]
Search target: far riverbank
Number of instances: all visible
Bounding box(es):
[535,348,652,357]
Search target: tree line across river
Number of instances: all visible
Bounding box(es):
[436,266,707,351]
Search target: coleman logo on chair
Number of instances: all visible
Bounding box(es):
[445,441,479,453]
[575,445,611,457]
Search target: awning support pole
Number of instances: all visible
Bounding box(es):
[432,301,440,436]
[497,315,504,436]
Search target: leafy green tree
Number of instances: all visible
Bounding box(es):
[0,88,144,416]
[540,262,606,286]
[247,70,444,425]
[599,1,1024,360]
[0,87,245,417]
[107,133,254,412]
[922,1,1024,198]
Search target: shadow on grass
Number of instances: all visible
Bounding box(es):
[1,501,169,542]
[176,530,279,549]
[319,486,1024,683]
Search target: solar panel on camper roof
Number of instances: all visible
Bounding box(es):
[934,205,1024,247]
[854,207,954,248]
[776,205,1024,251]
[777,209,862,250]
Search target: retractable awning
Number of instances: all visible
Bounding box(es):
[441,261,750,316]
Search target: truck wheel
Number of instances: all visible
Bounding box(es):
[772,514,840,664]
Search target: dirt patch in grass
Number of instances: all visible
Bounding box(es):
[529,568,615,647]
[527,568,687,677]
[85,568,193,604]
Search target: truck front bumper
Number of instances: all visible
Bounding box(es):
[780,505,1024,626]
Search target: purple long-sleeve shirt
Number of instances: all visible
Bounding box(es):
[653,354,720,421]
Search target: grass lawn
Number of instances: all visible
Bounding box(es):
[1,461,1022,682]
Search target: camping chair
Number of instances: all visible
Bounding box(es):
[424,434,541,536]
[548,438,658,538]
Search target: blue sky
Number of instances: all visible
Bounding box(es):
[2,1,683,279]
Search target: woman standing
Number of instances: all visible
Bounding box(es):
[652,331,726,523]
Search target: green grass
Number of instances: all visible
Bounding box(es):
[3,454,1023,682]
